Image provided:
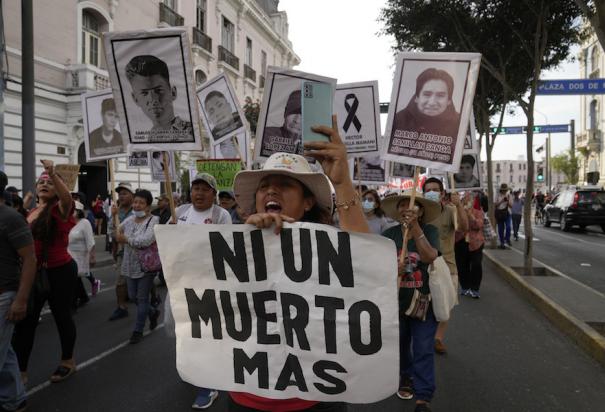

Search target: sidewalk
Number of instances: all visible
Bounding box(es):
[484,246,605,367]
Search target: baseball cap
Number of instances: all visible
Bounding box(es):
[191,173,217,191]
[218,190,235,199]
[115,182,134,194]
[5,186,20,193]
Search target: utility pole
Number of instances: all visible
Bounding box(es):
[0,0,5,170]
[21,0,35,194]
[546,134,551,192]
[570,119,575,154]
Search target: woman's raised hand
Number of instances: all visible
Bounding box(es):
[245,213,296,235]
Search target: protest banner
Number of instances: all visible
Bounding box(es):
[81,89,127,162]
[55,164,80,191]
[154,222,399,403]
[127,151,149,169]
[150,151,177,182]
[348,154,386,186]
[383,52,481,172]
[104,28,202,151]
[450,112,483,190]
[197,73,246,145]
[333,81,381,156]
[196,159,243,191]
[255,67,336,160]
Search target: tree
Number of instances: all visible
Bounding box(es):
[243,96,261,135]
[551,149,580,184]
[380,0,581,274]
[575,0,605,50]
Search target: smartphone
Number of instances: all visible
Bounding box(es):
[301,81,333,143]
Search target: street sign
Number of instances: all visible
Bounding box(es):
[490,124,569,134]
[537,79,605,95]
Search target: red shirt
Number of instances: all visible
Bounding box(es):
[30,202,75,269]
[229,393,318,412]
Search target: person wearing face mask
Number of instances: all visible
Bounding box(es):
[361,189,398,234]
[114,189,160,344]
[422,178,468,355]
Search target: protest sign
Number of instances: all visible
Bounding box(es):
[196,159,242,191]
[81,89,127,162]
[155,222,398,403]
[212,131,250,168]
[348,154,386,186]
[255,67,336,160]
[333,81,381,156]
[104,28,202,151]
[150,151,177,182]
[451,113,482,190]
[55,164,81,191]
[127,151,149,169]
[197,73,246,145]
[383,52,481,172]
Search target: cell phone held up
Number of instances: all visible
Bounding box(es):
[301,81,333,143]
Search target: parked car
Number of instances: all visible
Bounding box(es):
[543,186,605,232]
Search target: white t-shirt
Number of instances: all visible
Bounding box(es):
[176,204,232,225]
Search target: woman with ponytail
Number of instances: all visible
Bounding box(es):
[13,160,78,384]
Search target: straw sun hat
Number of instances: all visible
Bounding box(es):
[381,191,441,223]
[233,153,333,215]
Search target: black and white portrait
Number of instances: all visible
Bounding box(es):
[149,151,177,182]
[127,151,149,169]
[197,73,245,144]
[212,132,249,168]
[349,154,386,185]
[383,52,481,172]
[82,89,126,162]
[104,28,202,151]
[452,153,482,189]
[255,67,336,160]
[333,81,381,156]
[390,162,416,179]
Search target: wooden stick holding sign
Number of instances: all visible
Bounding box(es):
[108,158,119,230]
[232,135,247,170]
[449,174,456,193]
[162,151,177,224]
[399,166,420,266]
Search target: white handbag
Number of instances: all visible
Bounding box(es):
[428,256,457,321]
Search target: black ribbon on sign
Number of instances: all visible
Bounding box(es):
[343,93,362,133]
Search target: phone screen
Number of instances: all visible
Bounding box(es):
[301,81,333,143]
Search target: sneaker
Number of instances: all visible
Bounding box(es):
[149,309,160,331]
[129,331,143,344]
[396,377,414,400]
[415,402,432,412]
[434,339,447,354]
[92,279,101,296]
[192,390,219,409]
[506,240,512,246]
[460,288,469,296]
[0,400,27,412]
[471,290,481,299]
[109,307,128,321]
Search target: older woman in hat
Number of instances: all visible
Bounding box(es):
[230,116,369,411]
[381,192,440,412]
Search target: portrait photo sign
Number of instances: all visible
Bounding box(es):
[333,81,381,156]
[149,151,177,182]
[127,151,150,169]
[104,28,202,151]
[212,131,250,169]
[155,223,399,403]
[81,89,127,162]
[349,154,387,186]
[451,113,483,190]
[383,52,481,172]
[196,159,242,191]
[197,73,246,145]
[255,67,336,161]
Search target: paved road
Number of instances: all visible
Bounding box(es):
[514,221,605,293]
[22,258,605,411]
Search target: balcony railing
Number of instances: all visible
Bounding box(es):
[259,75,265,88]
[159,3,184,26]
[192,27,212,54]
[244,64,256,82]
[94,74,110,90]
[218,45,239,71]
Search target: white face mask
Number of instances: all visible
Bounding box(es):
[424,191,441,203]
[133,210,146,218]
[362,200,375,212]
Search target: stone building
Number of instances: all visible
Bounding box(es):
[1,0,299,201]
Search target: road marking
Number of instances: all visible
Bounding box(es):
[26,323,166,397]
[532,226,605,245]
[518,233,540,241]
[581,263,592,267]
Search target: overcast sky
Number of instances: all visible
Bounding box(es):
[279,0,581,162]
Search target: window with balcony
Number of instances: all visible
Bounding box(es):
[82,11,100,66]
[509,175,513,183]
[195,70,207,87]
[222,17,235,52]
[509,163,513,172]
[160,1,184,26]
[496,163,501,173]
[196,0,206,32]
[261,50,267,73]
[246,38,253,66]
[590,99,598,130]
[591,46,599,73]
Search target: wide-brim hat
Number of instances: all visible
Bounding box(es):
[382,191,441,223]
[233,152,333,215]
[115,182,134,194]
[499,183,509,191]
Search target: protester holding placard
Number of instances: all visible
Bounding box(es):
[229,115,370,411]
[381,192,440,412]
[14,160,78,384]
[114,189,161,344]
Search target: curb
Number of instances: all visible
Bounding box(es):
[484,250,605,367]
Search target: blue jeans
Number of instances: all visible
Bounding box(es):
[497,215,512,245]
[0,292,26,410]
[400,307,438,402]
[126,274,157,333]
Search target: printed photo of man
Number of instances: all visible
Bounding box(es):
[262,90,302,156]
[204,91,243,141]
[89,98,124,157]
[125,55,193,141]
[453,154,481,188]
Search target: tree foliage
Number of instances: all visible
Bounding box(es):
[575,0,605,50]
[551,149,580,184]
[243,96,261,135]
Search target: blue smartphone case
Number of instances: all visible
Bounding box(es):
[302,81,333,143]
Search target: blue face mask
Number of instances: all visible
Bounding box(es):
[424,191,441,203]
[362,200,375,212]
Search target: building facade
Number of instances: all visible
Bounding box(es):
[578,33,604,186]
[1,0,299,202]
[480,159,565,195]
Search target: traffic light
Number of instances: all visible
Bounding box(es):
[537,167,544,182]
